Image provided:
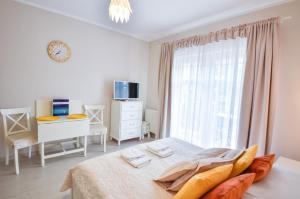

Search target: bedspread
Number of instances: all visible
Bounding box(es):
[61,138,202,199]
[61,138,300,199]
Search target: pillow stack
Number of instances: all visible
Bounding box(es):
[173,144,276,199]
[174,164,233,199]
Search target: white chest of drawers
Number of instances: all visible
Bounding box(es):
[110,100,143,145]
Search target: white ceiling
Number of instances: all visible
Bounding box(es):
[15,0,291,41]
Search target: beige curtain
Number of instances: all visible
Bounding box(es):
[238,18,279,155]
[158,17,279,154]
[158,43,173,138]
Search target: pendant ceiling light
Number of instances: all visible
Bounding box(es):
[109,0,132,23]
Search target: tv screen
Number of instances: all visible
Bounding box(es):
[114,81,139,100]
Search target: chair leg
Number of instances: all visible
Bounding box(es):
[103,134,107,153]
[28,146,32,159]
[14,148,19,175]
[83,136,87,157]
[5,144,9,166]
[100,134,103,145]
[76,137,80,148]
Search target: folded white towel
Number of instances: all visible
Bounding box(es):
[121,148,145,161]
[121,148,151,168]
[122,156,152,168]
[147,146,174,158]
[147,142,169,152]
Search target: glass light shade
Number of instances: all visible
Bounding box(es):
[109,0,132,23]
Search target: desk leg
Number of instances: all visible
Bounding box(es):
[28,146,32,158]
[83,136,87,157]
[5,143,9,166]
[40,142,45,167]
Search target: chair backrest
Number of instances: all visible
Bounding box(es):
[0,107,31,137]
[83,105,105,125]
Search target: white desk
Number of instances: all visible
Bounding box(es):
[37,118,89,167]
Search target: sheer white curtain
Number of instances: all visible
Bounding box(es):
[170,38,247,148]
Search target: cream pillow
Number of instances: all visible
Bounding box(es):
[230,145,258,177]
[174,164,233,199]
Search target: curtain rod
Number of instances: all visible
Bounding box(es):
[158,16,293,46]
[280,16,292,23]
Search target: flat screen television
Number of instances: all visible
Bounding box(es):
[114,81,140,100]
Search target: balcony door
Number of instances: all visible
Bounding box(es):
[170,38,247,148]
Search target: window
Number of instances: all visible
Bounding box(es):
[170,38,247,148]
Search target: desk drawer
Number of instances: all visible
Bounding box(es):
[38,120,89,142]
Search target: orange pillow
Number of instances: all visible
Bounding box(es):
[244,154,275,182]
[202,173,256,199]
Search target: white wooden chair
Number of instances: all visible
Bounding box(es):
[1,107,38,174]
[84,105,107,152]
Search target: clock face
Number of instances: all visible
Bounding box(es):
[47,40,71,63]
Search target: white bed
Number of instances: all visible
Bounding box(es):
[61,138,300,199]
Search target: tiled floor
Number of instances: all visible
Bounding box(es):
[0,138,152,199]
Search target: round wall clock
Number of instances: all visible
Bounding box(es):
[47,40,71,63]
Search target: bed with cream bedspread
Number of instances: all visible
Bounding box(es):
[61,138,300,199]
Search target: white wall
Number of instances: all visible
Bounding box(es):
[147,1,300,160]
[1,0,299,161]
[0,0,149,156]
